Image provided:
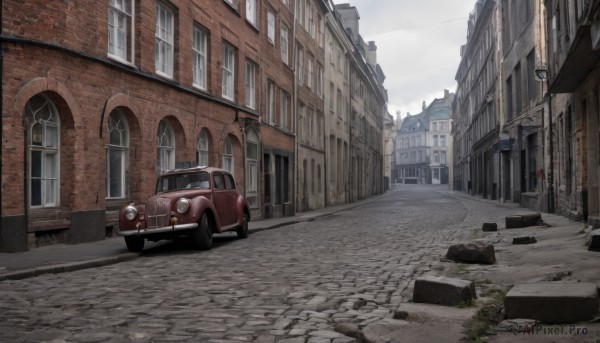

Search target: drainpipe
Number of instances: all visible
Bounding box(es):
[292,1,298,213]
[547,93,554,213]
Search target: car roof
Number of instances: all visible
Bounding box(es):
[160,166,229,176]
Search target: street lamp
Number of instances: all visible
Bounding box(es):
[534,65,549,81]
[534,64,554,213]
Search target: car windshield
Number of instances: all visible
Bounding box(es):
[156,171,210,193]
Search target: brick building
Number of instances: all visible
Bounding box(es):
[1,0,388,252]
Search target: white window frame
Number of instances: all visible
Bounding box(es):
[316,63,323,97]
[296,46,304,85]
[280,90,289,129]
[196,128,209,167]
[266,80,276,123]
[106,110,129,199]
[222,42,235,100]
[280,25,289,64]
[25,95,60,208]
[305,1,313,35]
[246,0,257,26]
[245,60,256,109]
[157,119,175,175]
[155,2,174,78]
[223,137,234,174]
[267,9,276,45]
[307,57,313,90]
[108,0,134,63]
[192,25,208,90]
[245,130,259,208]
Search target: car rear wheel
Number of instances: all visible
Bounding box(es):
[236,213,249,239]
[194,212,213,250]
[124,236,145,252]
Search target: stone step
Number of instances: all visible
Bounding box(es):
[506,212,543,228]
[413,275,476,306]
[505,283,599,324]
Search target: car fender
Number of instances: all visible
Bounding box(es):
[189,196,223,232]
[235,195,251,226]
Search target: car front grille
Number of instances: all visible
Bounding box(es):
[146,198,171,229]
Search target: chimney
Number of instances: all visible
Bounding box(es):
[444,89,450,98]
[422,101,426,111]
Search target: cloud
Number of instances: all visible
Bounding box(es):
[333,0,476,115]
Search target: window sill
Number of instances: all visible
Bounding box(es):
[107,54,136,68]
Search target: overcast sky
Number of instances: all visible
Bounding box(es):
[333,0,476,119]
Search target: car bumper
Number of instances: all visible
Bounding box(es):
[117,223,198,236]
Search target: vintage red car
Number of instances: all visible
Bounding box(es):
[117,167,250,252]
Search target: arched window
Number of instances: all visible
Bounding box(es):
[223,136,233,173]
[24,95,60,207]
[107,110,129,198]
[157,119,175,174]
[196,128,209,167]
[245,130,259,207]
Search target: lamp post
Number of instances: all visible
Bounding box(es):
[535,64,554,213]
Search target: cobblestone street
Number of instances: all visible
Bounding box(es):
[0,186,548,342]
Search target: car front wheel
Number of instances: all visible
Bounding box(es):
[236,213,249,239]
[124,236,145,252]
[194,212,213,250]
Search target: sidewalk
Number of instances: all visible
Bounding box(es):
[0,191,396,281]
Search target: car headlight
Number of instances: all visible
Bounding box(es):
[124,205,138,221]
[176,198,190,214]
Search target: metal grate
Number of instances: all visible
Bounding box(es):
[146,198,171,229]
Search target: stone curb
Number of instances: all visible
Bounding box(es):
[0,253,139,282]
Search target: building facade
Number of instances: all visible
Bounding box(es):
[453,0,600,227]
[453,0,548,209]
[544,0,600,225]
[453,0,500,198]
[0,0,388,252]
[394,91,453,185]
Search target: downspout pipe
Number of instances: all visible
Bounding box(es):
[292,1,298,213]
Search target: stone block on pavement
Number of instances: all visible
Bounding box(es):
[512,236,537,244]
[446,242,496,264]
[587,229,600,251]
[482,223,498,232]
[506,215,524,229]
[506,213,543,229]
[413,275,476,306]
[505,283,599,324]
[521,212,543,227]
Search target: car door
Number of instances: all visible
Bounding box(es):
[212,173,233,227]
[223,173,239,225]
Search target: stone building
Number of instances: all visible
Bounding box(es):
[544,0,600,225]
[426,93,454,185]
[453,0,548,210]
[0,0,388,252]
[452,0,600,226]
[334,3,387,202]
[453,0,500,198]
[498,0,547,210]
[394,91,453,185]
[323,7,353,206]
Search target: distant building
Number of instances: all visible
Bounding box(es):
[394,91,453,184]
